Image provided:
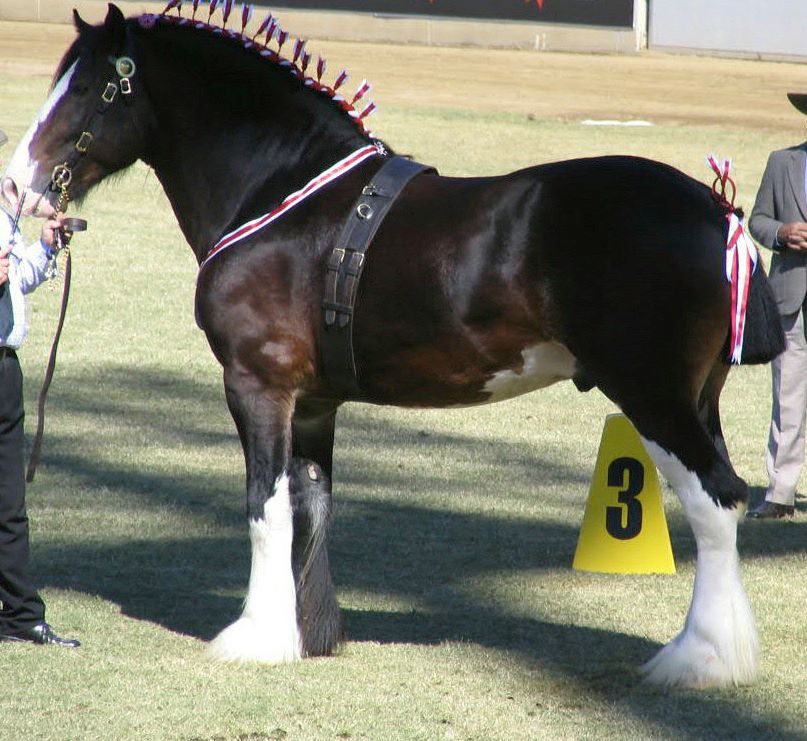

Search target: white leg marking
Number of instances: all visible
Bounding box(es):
[483,341,577,402]
[640,439,758,688]
[208,474,302,663]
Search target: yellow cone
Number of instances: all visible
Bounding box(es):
[573,413,675,574]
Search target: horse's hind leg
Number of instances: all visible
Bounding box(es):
[290,399,343,657]
[208,373,301,663]
[622,396,757,688]
[698,360,732,465]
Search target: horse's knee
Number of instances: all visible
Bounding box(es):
[289,459,343,657]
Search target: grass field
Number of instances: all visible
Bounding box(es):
[1,16,806,741]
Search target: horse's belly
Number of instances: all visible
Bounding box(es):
[482,341,577,403]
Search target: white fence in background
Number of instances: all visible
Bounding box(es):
[649,0,807,61]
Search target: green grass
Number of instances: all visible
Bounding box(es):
[1,51,806,741]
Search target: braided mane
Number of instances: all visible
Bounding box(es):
[146,0,378,136]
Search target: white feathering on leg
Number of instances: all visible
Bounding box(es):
[640,440,758,688]
[208,473,302,663]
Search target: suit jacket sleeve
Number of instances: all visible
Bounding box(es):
[749,152,782,251]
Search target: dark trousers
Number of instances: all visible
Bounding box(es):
[0,348,45,634]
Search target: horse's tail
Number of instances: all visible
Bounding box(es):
[704,155,784,366]
[737,261,784,364]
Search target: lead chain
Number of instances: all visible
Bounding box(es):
[45,172,72,285]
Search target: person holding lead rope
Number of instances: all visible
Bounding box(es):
[0,127,80,647]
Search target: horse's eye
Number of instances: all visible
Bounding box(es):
[70,82,90,96]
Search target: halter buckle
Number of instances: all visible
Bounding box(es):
[75,131,93,153]
[120,78,133,96]
[101,82,118,104]
[51,163,72,190]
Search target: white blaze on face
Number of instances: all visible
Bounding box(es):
[3,61,78,213]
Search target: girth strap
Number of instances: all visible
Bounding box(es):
[321,156,436,397]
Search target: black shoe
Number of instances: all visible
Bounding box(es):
[0,622,80,648]
[746,501,795,519]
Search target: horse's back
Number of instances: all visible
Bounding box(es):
[529,156,730,365]
[353,155,734,406]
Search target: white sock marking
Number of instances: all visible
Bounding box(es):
[640,439,758,687]
[208,474,302,663]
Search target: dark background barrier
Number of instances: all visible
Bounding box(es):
[264,1,636,28]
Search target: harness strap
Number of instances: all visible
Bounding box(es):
[321,156,436,397]
[200,144,382,270]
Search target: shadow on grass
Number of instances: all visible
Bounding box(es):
[27,364,807,741]
[343,610,801,741]
[35,495,806,741]
[30,364,807,559]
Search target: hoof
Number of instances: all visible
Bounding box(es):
[641,630,757,688]
[207,616,301,664]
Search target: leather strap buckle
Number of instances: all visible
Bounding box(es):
[75,131,93,153]
[101,82,118,104]
[327,247,345,269]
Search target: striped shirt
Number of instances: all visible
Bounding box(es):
[0,210,51,349]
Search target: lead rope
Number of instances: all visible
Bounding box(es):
[24,52,131,481]
[25,169,85,483]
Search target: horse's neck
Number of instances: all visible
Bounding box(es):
[147,127,366,262]
[138,38,371,262]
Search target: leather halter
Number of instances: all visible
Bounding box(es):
[321,156,436,398]
[50,54,137,202]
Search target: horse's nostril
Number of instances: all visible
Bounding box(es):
[1,176,19,209]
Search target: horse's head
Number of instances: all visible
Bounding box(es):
[2,4,148,218]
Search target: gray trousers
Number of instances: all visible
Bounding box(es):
[766,307,807,506]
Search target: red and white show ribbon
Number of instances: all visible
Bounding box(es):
[201,143,382,269]
[724,211,758,364]
[706,154,758,364]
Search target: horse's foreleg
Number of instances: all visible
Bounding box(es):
[629,408,757,688]
[290,400,343,657]
[208,376,301,663]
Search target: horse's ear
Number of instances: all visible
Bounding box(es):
[72,9,93,34]
[103,3,127,50]
[104,3,126,27]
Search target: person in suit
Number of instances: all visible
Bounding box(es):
[747,93,807,519]
[0,128,79,646]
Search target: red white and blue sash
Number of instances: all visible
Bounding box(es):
[200,143,382,270]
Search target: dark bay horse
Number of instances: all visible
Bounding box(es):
[2,3,784,687]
